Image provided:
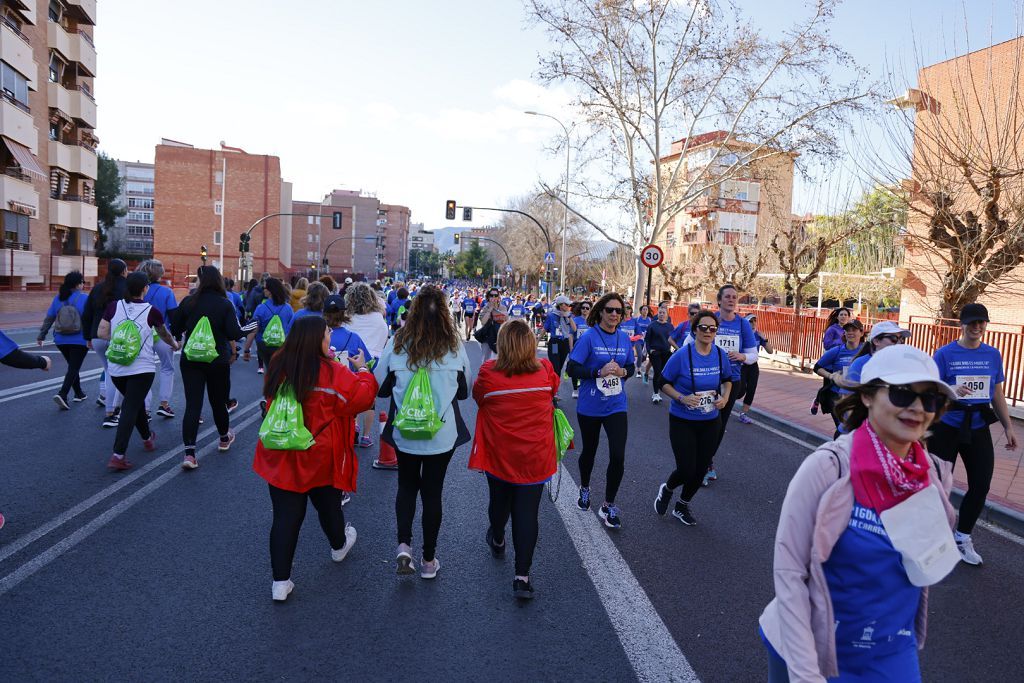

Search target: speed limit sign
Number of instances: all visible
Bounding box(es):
[641,244,664,268]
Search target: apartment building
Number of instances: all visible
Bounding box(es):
[408,223,434,254]
[0,0,99,288]
[108,159,153,257]
[151,140,291,283]
[651,131,794,294]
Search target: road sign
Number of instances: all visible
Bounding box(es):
[641,244,664,269]
[476,267,483,276]
[505,264,513,273]
[544,252,556,264]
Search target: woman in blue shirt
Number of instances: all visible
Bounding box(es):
[543,295,576,381]
[37,270,89,409]
[138,260,179,418]
[251,278,294,373]
[292,282,329,322]
[566,292,635,529]
[654,310,732,526]
[569,300,592,398]
[633,304,652,375]
[813,319,864,438]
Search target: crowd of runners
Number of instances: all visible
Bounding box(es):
[4,259,1019,681]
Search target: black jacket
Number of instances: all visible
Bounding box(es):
[81,278,126,341]
[171,291,255,363]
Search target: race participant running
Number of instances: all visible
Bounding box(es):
[813,319,864,438]
[38,271,89,410]
[846,321,910,384]
[544,295,576,381]
[249,278,293,375]
[633,304,652,377]
[654,309,732,526]
[83,259,127,428]
[342,283,390,456]
[476,289,508,363]
[137,260,179,419]
[644,302,675,401]
[736,314,774,424]
[461,291,478,341]
[670,302,702,348]
[566,292,635,529]
[509,296,527,321]
[569,300,591,398]
[812,306,853,415]
[928,303,1018,566]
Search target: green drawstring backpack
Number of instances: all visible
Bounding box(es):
[183,316,219,362]
[553,408,574,462]
[105,302,147,366]
[393,367,443,439]
[258,386,315,451]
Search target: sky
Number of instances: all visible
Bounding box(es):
[95,0,1023,237]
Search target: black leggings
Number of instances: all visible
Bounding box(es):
[740,363,760,407]
[548,338,570,377]
[256,340,280,374]
[396,449,454,562]
[56,343,88,399]
[180,359,231,448]
[667,415,722,502]
[649,348,670,391]
[487,477,544,576]
[714,377,745,452]
[110,373,154,455]
[268,484,347,581]
[928,421,995,534]
[577,411,628,504]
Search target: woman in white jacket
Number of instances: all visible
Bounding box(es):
[343,283,390,452]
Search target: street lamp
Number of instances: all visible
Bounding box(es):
[525,110,571,294]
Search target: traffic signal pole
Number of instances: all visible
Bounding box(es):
[447,202,556,285]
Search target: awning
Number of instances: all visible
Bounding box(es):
[2,137,46,181]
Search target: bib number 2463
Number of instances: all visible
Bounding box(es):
[598,375,623,397]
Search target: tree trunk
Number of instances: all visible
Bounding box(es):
[791,287,805,369]
[631,253,645,301]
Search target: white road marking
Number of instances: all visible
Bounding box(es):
[0,410,263,596]
[0,368,104,403]
[552,467,700,683]
[747,417,823,451]
[0,401,260,566]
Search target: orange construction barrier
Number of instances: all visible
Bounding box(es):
[372,410,398,470]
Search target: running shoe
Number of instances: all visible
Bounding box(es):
[486,528,506,558]
[372,458,399,470]
[257,367,264,375]
[145,411,152,422]
[226,398,238,414]
[359,435,373,448]
[673,501,697,526]
[654,483,671,516]
[259,399,268,418]
[571,390,578,399]
[271,579,294,602]
[95,396,105,407]
[72,394,87,403]
[642,374,649,385]
[181,455,199,470]
[218,430,236,452]
[107,455,132,471]
[598,504,622,529]
[331,524,358,563]
[340,492,351,507]
[706,468,718,481]
[396,544,416,575]
[738,412,753,424]
[102,412,119,428]
[957,536,983,565]
[577,486,591,511]
[156,405,175,418]
[635,371,642,378]
[420,557,441,579]
[53,394,70,410]
[142,431,157,452]
[651,392,662,404]
[513,578,535,600]
[810,399,819,415]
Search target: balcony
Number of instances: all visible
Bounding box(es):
[47,81,96,128]
[48,139,97,178]
[1,18,36,90]
[49,195,97,230]
[0,96,37,152]
[0,169,38,216]
[65,0,97,26]
[0,246,41,277]
[47,21,96,77]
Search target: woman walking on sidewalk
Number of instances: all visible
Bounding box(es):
[253,316,378,602]
[928,303,1018,566]
[97,272,179,471]
[82,258,127,428]
[375,285,471,579]
[38,271,89,409]
[566,292,635,529]
[760,345,959,682]
[470,319,559,599]
[736,314,773,424]
[653,310,731,526]
[137,260,179,419]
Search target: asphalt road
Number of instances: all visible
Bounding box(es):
[1,327,1022,682]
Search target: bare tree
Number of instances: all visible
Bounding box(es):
[662,242,768,298]
[526,0,870,299]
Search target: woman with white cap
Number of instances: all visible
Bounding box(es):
[845,321,911,384]
[760,344,959,682]
[543,295,576,382]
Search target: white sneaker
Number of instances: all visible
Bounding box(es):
[651,393,662,404]
[957,535,983,565]
[571,390,578,399]
[396,543,416,575]
[331,524,357,562]
[271,579,294,601]
[420,557,441,579]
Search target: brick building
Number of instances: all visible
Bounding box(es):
[151,140,291,284]
[0,0,99,288]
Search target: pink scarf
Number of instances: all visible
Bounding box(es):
[850,422,931,512]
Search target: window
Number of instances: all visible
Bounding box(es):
[49,121,59,142]
[214,171,223,184]
[48,1,62,23]
[126,182,151,194]
[1,61,29,107]
[128,198,154,209]
[48,52,65,85]
[214,201,222,216]
[2,210,29,245]
[213,231,222,246]
[307,234,313,243]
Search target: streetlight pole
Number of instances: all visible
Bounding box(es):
[218,156,226,269]
[525,110,570,294]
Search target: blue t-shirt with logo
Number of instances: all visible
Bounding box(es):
[461,297,478,316]
[329,327,372,371]
[709,313,757,381]
[619,318,637,338]
[501,297,512,309]
[847,353,871,384]
[670,320,691,346]
[568,327,634,417]
[44,291,89,346]
[934,341,1005,430]
[823,503,921,680]
[254,301,294,344]
[815,344,864,395]
[660,344,730,420]
[572,315,589,341]
[510,304,526,318]
[143,282,178,318]
[635,315,652,338]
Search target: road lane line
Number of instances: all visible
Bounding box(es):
[747,418,821,451]
[0,368,103,400]
[0,401,260,565]
[552,467,700,683]
[0,410,263,596]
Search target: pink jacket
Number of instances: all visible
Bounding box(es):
[758,433,955,682]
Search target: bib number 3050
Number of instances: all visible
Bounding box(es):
[598,375,623,397]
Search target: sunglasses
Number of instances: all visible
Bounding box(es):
[886,385,947,413]
[582,305,592,310]
[603,307,623,315]
[695,324,718,333]
[874,334,905,345]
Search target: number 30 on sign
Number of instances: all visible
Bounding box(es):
[641,244,664,268]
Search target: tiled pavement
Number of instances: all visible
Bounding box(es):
[748,359,1024,515]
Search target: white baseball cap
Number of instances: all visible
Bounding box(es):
[553,295,571,306]
[860,345,956,400]
[344,277,353,284]
[867,320,911,342]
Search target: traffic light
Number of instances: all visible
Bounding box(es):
[200,244,208,263]
[332,211,342,229]
[322,257,329,267]
[462,207,473,221]
[310,262,317,271]
[445,200,457,220]
[453,233,461,245]
[238,232,250,252]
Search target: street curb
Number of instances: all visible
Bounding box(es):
[749,406,1024,538]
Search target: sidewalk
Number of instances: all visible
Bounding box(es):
[747,358,1024,521]
[0,311,45,331]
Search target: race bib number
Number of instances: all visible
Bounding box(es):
[597,375,623,397]
[956,375,990,401]
[334,350,349,366]
[715,334,740,353]
[694,390,717,414]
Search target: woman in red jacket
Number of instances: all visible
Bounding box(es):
[469,319,559,600]
[253,316,378,602]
